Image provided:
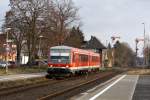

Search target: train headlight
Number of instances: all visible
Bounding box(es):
[50,65,53,67]
[66,65,69,68]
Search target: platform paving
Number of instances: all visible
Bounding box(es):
[132,75,150,100]
[70,75,139,100]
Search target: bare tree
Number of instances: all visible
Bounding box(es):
[46,0,79,45]
[114,41,136,67]
[3,10,26,65]
[8,0,50,64]
[3,0,79,65]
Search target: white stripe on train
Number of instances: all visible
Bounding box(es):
[48,65,101,72]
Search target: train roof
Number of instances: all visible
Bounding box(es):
[50,46,99,56]
[50,45,73,50]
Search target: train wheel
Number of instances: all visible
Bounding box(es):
[68,73,74,77]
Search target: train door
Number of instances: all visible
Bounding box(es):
[75,53,79,67]
[72,52,75,67]
[72,52,79,67]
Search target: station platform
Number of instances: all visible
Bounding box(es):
[71,74,150,100]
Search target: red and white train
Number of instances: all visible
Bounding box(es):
[47,46,101,76]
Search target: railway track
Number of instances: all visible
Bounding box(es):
[38,71,120,100]
[0,79,58,96]
[0,70,122,100]
[0,73,93,96]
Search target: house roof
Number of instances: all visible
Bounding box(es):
[82,36,106,50]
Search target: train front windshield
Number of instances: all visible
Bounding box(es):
[50,49,70,64]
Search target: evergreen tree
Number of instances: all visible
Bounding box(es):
[64,26,84,48]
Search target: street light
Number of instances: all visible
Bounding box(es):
[38,35,44,59]
[38,35,44,67]
[142,23,146,66]
[111,36,120,67]
[5,28,11,74]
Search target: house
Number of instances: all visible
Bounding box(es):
[82,36,107,67]
[106,43,113,67]
[0,33,16,62]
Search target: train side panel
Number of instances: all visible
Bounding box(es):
[47,46,101,76]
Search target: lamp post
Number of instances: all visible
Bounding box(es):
[135,38,140,66]
[142,23,146,66]
[38,35,44,59]
[5,28,11,74]
[38,35,44,67]
[111,36,120,67]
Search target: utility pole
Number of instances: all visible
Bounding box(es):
[135,39,138,57]
[38,35,44,59]
[38,35,44,67]
[135,38,144,66]
[5,28,11,74]
[142,23,146,66]
[111,36,120,67]
[111,36,120,43]
[148,37,150,66]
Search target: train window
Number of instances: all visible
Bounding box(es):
[79,54,88,62]
[51,56,69,60]
[51,49,70,53]
[92,56,98,62]
[50,55,70,64]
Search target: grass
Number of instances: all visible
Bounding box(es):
[99,67,113,72]
[127,68,150,75]
[0,65,48,76]
[0,77,48,89]
[0,66,49,89]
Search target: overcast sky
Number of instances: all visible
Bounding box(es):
[1,0,150,56]
[74,0,150,56]
[0,0,9,25]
